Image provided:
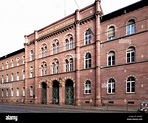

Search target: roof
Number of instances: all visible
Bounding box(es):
[0,48,25,60]
[101,0,147,22]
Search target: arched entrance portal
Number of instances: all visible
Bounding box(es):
[52,81,59,104]
[42,82,47,104]
[65,79,74,105]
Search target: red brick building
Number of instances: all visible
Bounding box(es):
[0,0,147,107]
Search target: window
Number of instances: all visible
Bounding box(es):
[84,80,91,94]
[52,63,55,74]
[11,88,14,96]
[56,43,59,53]
[55,62,59,74]
[108,26,115,40]
[22,70,25,80]
[66,39,69,51]
[16,72,19,81]
[22,56,25,64]
[30,50,34,61]
[22,87,25,96]
[16,58,20,66]
[108,51,115,66]
[70,59,73,71]
[127,47,135,63]
[53,44,56,54]
[70,37,73,49]
[6,74,9,82]
[11,60,14,67]
[6,61,9,69]
[85,53,91,69]
[41,45,48,58]
[85,29,92,45]
[53,41,59,54]
[30,86,33,96]
[11,73,14,81]
[41,62,47,76]
[16,88,19,96]
[126,19,135,35]
[126,77,135,93]
[30,66,34,78]
[6,89,8,97]
[65,60,69,72]
[1,89,4,97]
[107,79,115,94]
[1,75,4,84]
[52,59,59,74]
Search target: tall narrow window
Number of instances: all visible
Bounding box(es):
[85,53,91,69]
[11,88,14,96]
[108,51,115,66]
[11,73,14,81]
[85,29,92,45]
[30,50,34,61]
[127,47,135,63]
[30,86,33,96]
[16,88,19,97]
[1,63,4,70]
[65,60,69,72]
[11,60,14,67]
[52,63,55,74]
[22,70,25,80]
[84,80,91,94]
[55,62,59,74]
[69,58,73,71]
[41,62,47,76]
[126,77,135,93]
[70,37,73,49]
[16,72,19,81]
[22,56,25,64]
[107,79,115,94]
[1,89,4,97]
[6,89,8,97]
[6,74,9,82]
[53,44,56,54]
[6,61,9,69]
[30,66,34,78]
[22,87,25,96]
[126,19,135,35]
[16,58,20,66]
[108,26,115,40]
[56,43,59,53]
[1,75,4,84]
[66,39,69,51]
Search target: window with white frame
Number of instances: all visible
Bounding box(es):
[84,80,91,94]
[85,29,92,45]
[11,88,14,96]
[107,79,115,94]
[108,51,115,66]
[55,62,59,74]
[30,86,33,96]
[11,73,14,81]
[16,72,19,81]
[1,75,4,84]
[30,50,34,61]
[126,77,135,93]
[6,89,8,97]
[16,88,19,96]
[11,60,14,67]
[16,58,20,66]
[6,74,9,82]
[69,58,73,71]
[56,43,59,53]
[108,26,115,40]
[126,47,135,63]
[22,87,25,96]
[1,89,4,97]
[65,60,69,72]
[66,39,69,51]
[41,45,48,58]
[70,37,73,49]
[126,19,135,35]
[22,70,25,80]
[41,62,47,76]
[85,53,91,69]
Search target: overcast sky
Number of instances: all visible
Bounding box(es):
[0,0,140,57]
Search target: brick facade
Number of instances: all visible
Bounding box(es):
[0,0,147,107]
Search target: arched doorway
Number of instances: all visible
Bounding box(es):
[42,82,47,104]
[52,80,59,104]
[65,79,74,105]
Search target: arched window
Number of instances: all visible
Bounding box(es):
[11,60,14,67]
[11,73,14,81]
[30,86,33,96]
[16,58,20,66]
[85,29,92,45]
[65,60,69,72]
[52,59,59,74]
[66,39,69,51]
[85,53,91,69]
[6,74,9,82]
[1,75,4,84]
[55,61,59,74]
[126,77,135,93]
[126,47,135,63]
[6,61,9,69]
[30,66,34,78]
[16,72,19,81]
[70,37,73,49]
[22,70,25,80]
[84,80,91,94]
[108,51,115,66]
[69,58,73,71]
[41,62,47,76]
[41,44,48,58]
[107,79,115,94]
[6,89,9,97]
[22,87,25,96]
[11,88,14,96]
[108,26,115,40]
[16,88,19,97]
[30,50,34,61]
[1,63,4,70]
[126,19,135,35]
[1,89,4,97]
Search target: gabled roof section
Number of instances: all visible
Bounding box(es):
[0,48,25,60]
[101,0,147,22]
